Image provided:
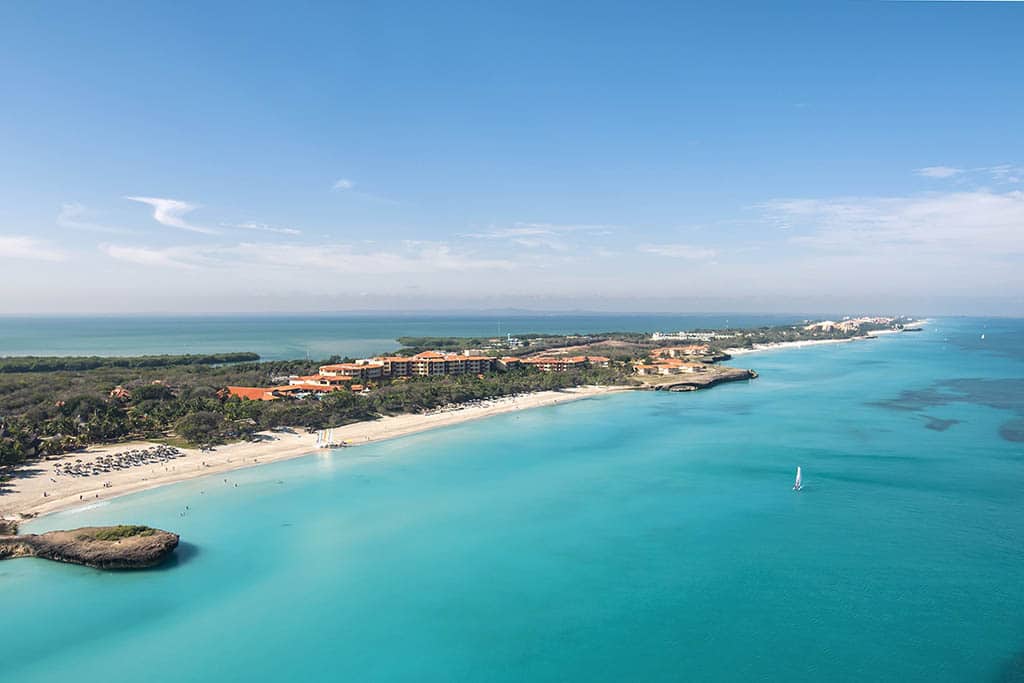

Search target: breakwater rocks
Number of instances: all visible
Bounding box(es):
[652,367,757,392]
[0,524,179,570]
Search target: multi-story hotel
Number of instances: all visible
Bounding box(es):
[355,351,496,378]
[227,350,610,401]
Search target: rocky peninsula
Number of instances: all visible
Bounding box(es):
[634,366,758,392]
[0,524,179,570]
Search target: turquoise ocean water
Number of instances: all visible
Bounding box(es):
[2,317,1024,681]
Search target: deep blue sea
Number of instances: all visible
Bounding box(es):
[0,313,807,360]
[3,317,1024,681]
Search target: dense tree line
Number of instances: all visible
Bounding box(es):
[0,352,260,373]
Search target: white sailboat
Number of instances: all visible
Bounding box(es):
[793,466,803,491]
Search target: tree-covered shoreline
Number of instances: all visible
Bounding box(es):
[0,318,912,471]
[0,352,626,469]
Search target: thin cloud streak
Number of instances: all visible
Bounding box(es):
[125,196,218,234]
[463,221,616,251]
[98,240,516,274]
[223,222,302,236]
[0,235,68,262]
[57,203,131,234]
[637,243,717,260]
[915,166,962,179]
[101,244,199,269]
[331,178,398,204]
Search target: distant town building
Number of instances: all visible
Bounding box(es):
[650,345,710,358]
[632,359,708,376]
[651,331,733,341]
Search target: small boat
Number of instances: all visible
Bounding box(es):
[980,334,986,340]
[793,466,803,491]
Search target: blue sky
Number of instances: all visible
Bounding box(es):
[1,2,1022,314]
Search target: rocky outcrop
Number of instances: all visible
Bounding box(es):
[654,367,757,392]
[0,525,179,570]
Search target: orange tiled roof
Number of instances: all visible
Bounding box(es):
[273,384,338,393]
[226,386,278,401]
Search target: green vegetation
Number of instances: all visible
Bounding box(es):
[87,525,156,541]
[396,332,652,357]
[0,351,628,467]
[0,352,260,374]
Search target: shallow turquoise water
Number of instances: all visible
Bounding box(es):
[3,318,1024,681]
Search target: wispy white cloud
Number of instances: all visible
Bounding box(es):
[915,166,962,179]
[761,189,1024,255]
[914,164,1022,184]
[637,243,717,260]
[101,244,199,269]
[331,178,398,204]
[463,221,615,251]
[0,235,67,262]
[57,203,130,234]
[511,221,615,235]
[98,240,515,274]
[227,241,515,273]
[465,226,568,250]
[125,196,217,235]
[222,221,302,236]
[985,164,1023,184]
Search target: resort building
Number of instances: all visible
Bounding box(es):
[652,331,733,341]
[288,374,354,387]
[804,316,895,334]
[225,386,280,401]
[520,355,610,372]
[650,345,710,358]
[366,351,496,377]
[632,359,708,376]
[497,357,523,370]
[228,348,605,402]
[318,362,385,381]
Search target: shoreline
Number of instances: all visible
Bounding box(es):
[1,385,629,522]
[722,320,928,357]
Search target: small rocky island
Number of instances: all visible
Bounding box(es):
[0,523,179,570]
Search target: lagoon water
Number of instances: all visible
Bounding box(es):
[3,318,1024,681]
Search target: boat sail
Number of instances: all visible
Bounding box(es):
[793,466,802,491]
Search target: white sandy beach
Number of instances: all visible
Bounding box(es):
[0,385,629,521]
